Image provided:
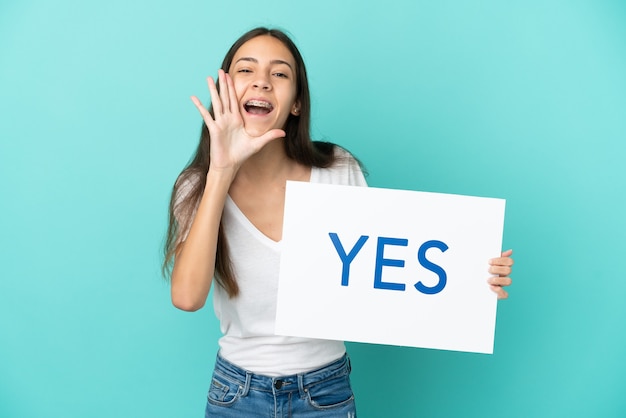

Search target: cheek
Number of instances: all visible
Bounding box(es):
[278,88,297,108]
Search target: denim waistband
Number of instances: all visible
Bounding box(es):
[213,353,351,398]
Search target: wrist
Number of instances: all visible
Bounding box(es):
[206,165,238,187]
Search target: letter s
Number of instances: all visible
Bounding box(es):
[414,240,448,295]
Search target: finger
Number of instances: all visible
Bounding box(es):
[489,265,512,276]
[190,95,215,127]
[490,285,509,300]
[251,129,286,151]
[217,69,230,112]
[488,276,512,287]
[190,95,204,112]
[489,256,514,267]
[501,249,513,257]
[225,72,239,114]
[207,76,222,115]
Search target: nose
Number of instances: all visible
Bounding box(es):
[252,73,271,90]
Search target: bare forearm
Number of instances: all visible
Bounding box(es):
[170,168,236,311]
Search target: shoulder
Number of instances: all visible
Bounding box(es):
[331,145,354,160]
[314,146,368,187]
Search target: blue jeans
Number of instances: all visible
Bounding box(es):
[204,353,357,417]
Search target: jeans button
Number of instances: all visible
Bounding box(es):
[274,379,283,389]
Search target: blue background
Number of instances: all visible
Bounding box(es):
[1,1,625,417]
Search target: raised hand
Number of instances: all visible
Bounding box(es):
[488,249,514,299]
[190,69,286,172]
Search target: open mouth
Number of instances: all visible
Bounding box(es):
[244,99,274,115]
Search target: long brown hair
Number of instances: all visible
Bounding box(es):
[163,27,338,297]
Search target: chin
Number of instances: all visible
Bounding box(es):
[244,126,267,137]
[244,122,280,138]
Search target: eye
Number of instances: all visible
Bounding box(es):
[273,72,289,79]
[237,68,252,73]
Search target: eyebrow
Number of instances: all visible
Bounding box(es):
[235,57,294,71]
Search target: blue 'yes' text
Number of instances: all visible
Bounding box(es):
[328,233,449,295]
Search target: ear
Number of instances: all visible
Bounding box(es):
[291,100,301,116]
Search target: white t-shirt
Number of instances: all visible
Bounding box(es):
[215,147,367,376]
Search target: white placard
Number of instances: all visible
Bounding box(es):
[275,181,506,354]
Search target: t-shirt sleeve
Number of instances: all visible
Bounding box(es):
[345,152,367,187]
[324,146,368,187]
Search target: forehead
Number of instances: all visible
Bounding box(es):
[231,35,296,67]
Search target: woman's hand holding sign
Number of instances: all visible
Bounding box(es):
[488,249,514,299]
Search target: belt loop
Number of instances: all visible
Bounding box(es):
[241,371,252,397]
[297,373,306,399]
[347,354,352,373]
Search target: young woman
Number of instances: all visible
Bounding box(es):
[164,27,513,417]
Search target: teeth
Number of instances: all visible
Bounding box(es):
[246,100,272,109]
